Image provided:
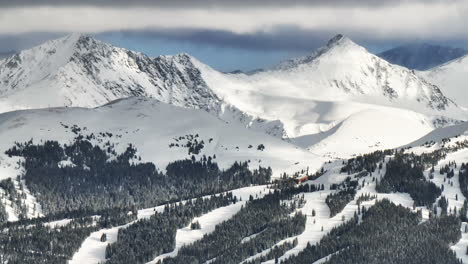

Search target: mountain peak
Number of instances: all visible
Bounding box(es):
[326,34,344,45]
[63,33,95,43]
[53,33,95,49]
[272,34,360,70]
[324,34,359,52]
[65,32,86,40]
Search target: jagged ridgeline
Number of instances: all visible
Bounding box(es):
[4,138,271,219]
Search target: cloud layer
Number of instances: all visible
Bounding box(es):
[0,2,466,37]
[0,1,467,60]
[0,0,457,8]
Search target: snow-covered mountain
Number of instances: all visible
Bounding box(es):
[200,34,458,114]
[0,97,323,180]
[420,55,468,109]
[0,33,465,157]
[0,34,215,110]
[378,43,467,70]
[194,34,467,156]
[0,34,285,138]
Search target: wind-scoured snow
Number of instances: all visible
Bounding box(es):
[0,34,287,138]
[421,55,468,108]
[297,106,434,157]
[194,35,466,156]
[0,34,466,158]
[405,122,468,148]
[0,97,324,179]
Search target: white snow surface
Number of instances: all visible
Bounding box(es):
[405,121,468,147]
[421,55,468,108]
[0,33,466,158]
[0,34,284,138]
[0,97,324,178]
[194,35,466,156]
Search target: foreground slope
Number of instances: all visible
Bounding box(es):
[70,125,468,264]
[421,55,468,108]
[0,97,323,179]
[1,100,468,263]
[405,121,468,147]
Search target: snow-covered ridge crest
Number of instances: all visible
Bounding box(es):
[272,34,357,70]
[0,33,220,110]
[0,33,466,157]
[255,34,455,112]
[0,33,286,137]
[420,54,468,108]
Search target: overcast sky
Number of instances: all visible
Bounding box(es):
[1,0,467,71]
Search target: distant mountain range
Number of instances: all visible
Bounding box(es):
[378,43,467,70]
[0,33,465,157]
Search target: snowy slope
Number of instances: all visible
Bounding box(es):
[404,121,468,147]
[0,33,218,111]
[0,97,324,179]
[421,55,468,108]
[0,34,466,158]
[197,34,460,116]
[300,106,434,157]
[194,35,467,156]
[0,34,284,138]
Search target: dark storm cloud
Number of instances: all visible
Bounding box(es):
[0,32,64,53]
[113,27,334,52]
[100,27,468,54]
[0,0,454,8]
[0,0,466,53]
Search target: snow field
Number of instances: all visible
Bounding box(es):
[421,55,468,108]
[0,98,326,179]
